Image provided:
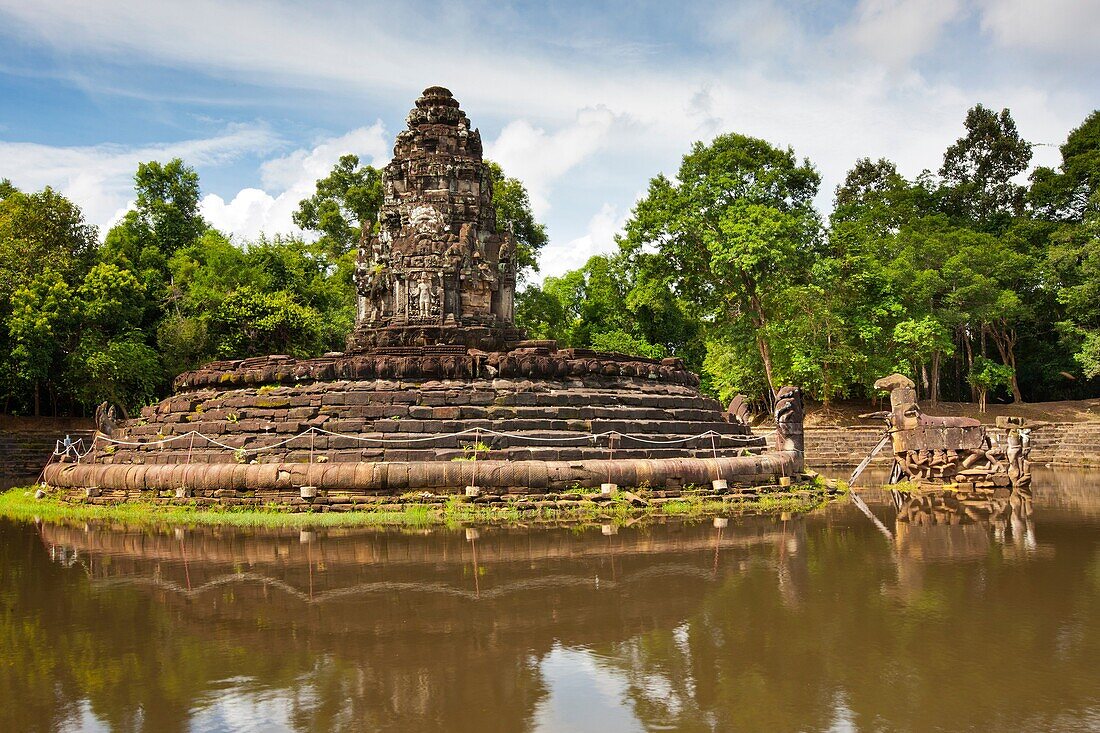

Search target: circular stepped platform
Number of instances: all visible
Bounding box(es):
[44,350,802,494]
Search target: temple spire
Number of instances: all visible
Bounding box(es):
[347,87,519,352]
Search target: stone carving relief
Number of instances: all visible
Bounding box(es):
[349,87,521,351]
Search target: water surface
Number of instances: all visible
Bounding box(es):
[2,469,1098,732]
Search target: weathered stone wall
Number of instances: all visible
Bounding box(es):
[788,422,1099,468]
[0,419,94,488]
[105,375,761,467]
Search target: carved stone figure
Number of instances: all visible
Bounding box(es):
[867,373,1031,489]
[775,386,804,456]
[415,271,434,317]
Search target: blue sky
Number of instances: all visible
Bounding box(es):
[1,0,1097,279]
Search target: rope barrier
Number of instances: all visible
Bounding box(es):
[53,424,776,462]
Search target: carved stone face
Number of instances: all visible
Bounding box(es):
[408,205,445,240]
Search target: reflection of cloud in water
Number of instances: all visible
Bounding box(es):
[189,683,302,733]
[534,645,643,733]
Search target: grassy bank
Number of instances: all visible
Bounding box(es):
[0,485,836,529]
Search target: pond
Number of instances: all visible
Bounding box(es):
[1,468,1098,732]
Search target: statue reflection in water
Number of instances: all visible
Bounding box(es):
[888,484,1039,600]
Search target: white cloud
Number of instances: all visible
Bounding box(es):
[0,123,281,232]
[700,0,804,57]
[977,0,1100,58]
[201,124,391,241]
[484,108,616,217]
[0,0,1094,274]
[843,0,963,69]
[540,202,626,278]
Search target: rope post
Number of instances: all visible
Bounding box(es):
[465,428,481,497]
[301,427,318,502]
[711,432,728,491]
[601,433,618,495]
[186,432,195,465]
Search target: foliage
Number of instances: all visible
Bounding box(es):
[939,104,1032,227]
[485,161,549,282]
[619,132,823,398]
[968,356,1015,411]
[208,286,325,358]
[589,329,667,359]
[292,154,382,256]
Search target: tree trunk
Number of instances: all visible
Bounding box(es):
[745,289,777,401]
[756,332,777,400]
[930,351,941,406]
[963,333,978,402]
[988,321,1024,403]
[33,382,40,417]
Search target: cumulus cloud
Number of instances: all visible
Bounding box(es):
[843,0,963,69]
[540,202,626,278]
[0,123,281,232]
[201,124,391,240]
[484,108,616,217]
[0,0,1093,274]
[977,0,1100,58]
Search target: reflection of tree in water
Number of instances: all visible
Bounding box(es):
[0,520,313,733]
[578,494,1100,732]
[4,487,1100,733]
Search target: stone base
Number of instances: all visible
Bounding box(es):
[44,453,800,495]
[46,346,801,495]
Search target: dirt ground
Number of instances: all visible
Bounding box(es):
[802,398,1100,427]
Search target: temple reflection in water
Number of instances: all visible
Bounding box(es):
[3,469,1099,732]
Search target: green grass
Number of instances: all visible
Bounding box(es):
[0,484,834,530]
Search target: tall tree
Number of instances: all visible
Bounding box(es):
[485,161,549,282]
[621,133,822,398]
[132,159,207,256]
[293,154,382,256]
[939,104,1032,227]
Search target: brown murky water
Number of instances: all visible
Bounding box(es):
[2,469,1099,732]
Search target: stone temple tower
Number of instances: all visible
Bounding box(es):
[347,86,523,352]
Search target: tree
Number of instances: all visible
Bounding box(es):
[132,159,207,256]
[940,105,1032,227]
[0,185,98,296]
[1033,111,1100,384]
[891,316,955,405]
[968,355,1015,413]
[1029,111,1100,222]
[208,286,324,358]
[293,154,382,256]
[0,185,97,414]
[6,270,72,415]
[621,133,822,398]
[589,329,667,359]
[485,161,549,282]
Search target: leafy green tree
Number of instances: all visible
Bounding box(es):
[1033,111,1100,383]
[891,316,955,404]
[293,154,382,256]
[968,355,1015,412]
[485,161,549,282]
[208,286,324,358]
[67,336,162,410]
[621,133,822,398]
[0,185,97,413]
[589,329,667,359]
[1029,111,1100,221]
[132,159,207,256]
[6,270,72,415]
[940,104,1032,228]
[0,185,98,294]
